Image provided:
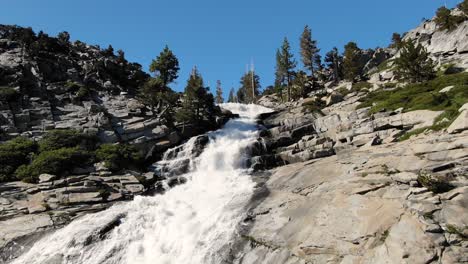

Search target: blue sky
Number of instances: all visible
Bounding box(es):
[0,0,459,97]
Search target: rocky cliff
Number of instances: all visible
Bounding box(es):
[232,12,468,264]
[0,25,234,261]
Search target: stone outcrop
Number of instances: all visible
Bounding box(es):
[403,9,468,69]
[255,92,445,169]
[237,97,468,264]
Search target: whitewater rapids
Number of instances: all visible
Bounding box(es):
[12,103,272,264]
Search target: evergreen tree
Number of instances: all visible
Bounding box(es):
[342,42,361,81]
[434,6,465,31]
[391,33,402,49]
[149,45,180,86]
[57,31,70,44]
[324,47,343,83]
[276,37,297,101]
[459,0,468,15]
[291,70,309,100]
[117,49,125,63]
[274,49,285,100]
[395,40,435,83]
[139,78,178,122]
[215,80,224,104]
[238,71,261,103]
[300,25,320,75]
[176,67,216,125]
[140,46,180,121]
[236,87,245,103]
[227,88,236,103]
[103,45,114,56]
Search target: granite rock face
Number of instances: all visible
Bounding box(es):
[403,8,468,69]
[237,98,468,264]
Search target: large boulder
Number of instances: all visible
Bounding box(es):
[447,103,468,134]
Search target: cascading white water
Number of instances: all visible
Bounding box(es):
[12,103,272,264]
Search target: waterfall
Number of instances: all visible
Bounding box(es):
[12,103,272,264]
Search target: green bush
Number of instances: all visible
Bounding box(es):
[75,86,91,101]
[358,72,468,114]
[65,81,92,101]
[0,137,37,182]
[0,87,20,102]
[434,6,466,31]
[459,0,468,15]
[15,147,93,182]
[96,144,144,172]
[352,82,372,92]
[301,98,325,114]
[417,171,453,193]
[38,129,97,152]
[383,82,397,89]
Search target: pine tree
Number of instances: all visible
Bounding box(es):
[117,49,125,63]
[215,80,224,104]
[103,45,114,56]
[176,67,216,125]
[300,25,320,75]
[391,33,402,49]
[57,31,70,44]
[434,6,465,31]
[149,45,180,86]
[274,49,285,100]
[227,88,236,103]
[342,42,361,81]
[459,0,468,15]
[291,70,309,100]
[276,38,297,101]
[140,46,180,120]
[238,71,261,103]
[395,40,435,83]
[324,47,343,82]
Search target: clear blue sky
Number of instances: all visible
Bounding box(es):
[0,0,459,97]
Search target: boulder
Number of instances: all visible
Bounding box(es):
[38,174,57,183]
[325,92,344,106]
[439,85,454,93]
[447,103,468,134]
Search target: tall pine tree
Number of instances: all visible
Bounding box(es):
[300,25,320,76]
[238,71,261,103]
[149,45,180,86]
[324,47,343,83]
[227,88,236,103]
[140,46,179,121]
[276,38,296,101]
[176,67,216,126]
[215,80,224,104]
[342,42,362,82]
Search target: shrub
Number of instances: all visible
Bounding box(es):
[0,137,37,182]
[434,6,465,31]
[65,81,91,101]
[38,129,97,152]
[459,0,468,15]
[301,98,325,113]
[377,59,394,72]
[0,87,20,102]
[96,144,144,172]
[383,82,397,89]
[15,147,93,182]
[417,171,454,193]
[358,72,468,114]
[352,82,372,92]
[395,40,435,83]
